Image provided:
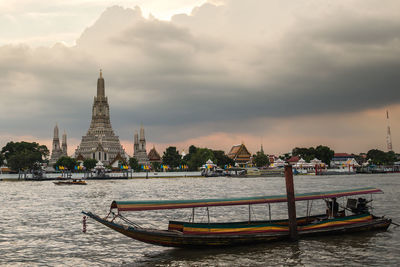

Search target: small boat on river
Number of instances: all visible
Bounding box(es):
[54,179,87,185]
[83,187,391,248]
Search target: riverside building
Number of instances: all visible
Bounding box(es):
[74,70,127,165]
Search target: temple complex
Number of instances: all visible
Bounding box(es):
[133,124,150,165]
[228,143,252,167]
[49,124,67,166]
[74,71,127,164]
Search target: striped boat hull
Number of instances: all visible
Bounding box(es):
[83,212,391,247]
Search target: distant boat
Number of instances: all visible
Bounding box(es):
[83,187,391,248]
[54,179,87,185]
[224,167,246,177]
[245,167,284,177]
[200,159,225,177]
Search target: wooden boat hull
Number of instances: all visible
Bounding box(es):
[84,176,129,180]
[54,181,87,185]
[83,212,391,248]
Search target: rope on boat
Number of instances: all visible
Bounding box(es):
[117,213,142,228]
[391,221,400,228]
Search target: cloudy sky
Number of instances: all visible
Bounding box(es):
[1,0,399,157]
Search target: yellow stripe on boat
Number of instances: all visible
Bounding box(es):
[183,225,289,234]
[299,215,373,231]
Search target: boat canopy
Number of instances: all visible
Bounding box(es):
[111,187,382,212]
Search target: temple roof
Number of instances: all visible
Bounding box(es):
[287,156,300,163]
[228,143,251,162]
[148,146,161,161]
[109,153,126,165]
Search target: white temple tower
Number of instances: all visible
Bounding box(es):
[62,131,68,156]
[133,124,149,165]
[74,70,127,164]
[49,124,65,166]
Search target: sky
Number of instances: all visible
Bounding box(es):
[1,0,399,157]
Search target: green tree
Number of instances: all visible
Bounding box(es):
[292,145,334,165]
[183,145,197,163]
[279,153,291,160]
[2,141,49,161]
[253,151,270,167]
[151,162,161,172]
[1,141,49,171]
[315,145,335,165]
[162,147,181,169]
[292,147,315,162]
[386,151,397,164]
[83,158,98,170]
[367,149,397,165]
[55,156,77,171]
[367,149,387,165]
[188,148,215,171]
[129,157,140,172]
[189,145,197,154]
[212,150,234,168]
[7,150,41,171]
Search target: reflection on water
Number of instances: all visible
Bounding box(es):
[0,174,399,266]
[136,232,384,267]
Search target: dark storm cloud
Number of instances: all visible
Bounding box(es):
[109,9,400,125]
[1,1,400,144]
[307,16,400,45]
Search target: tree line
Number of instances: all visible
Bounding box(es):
[130,145,235,172]
[0,141,398,172]
[0,142,236,172]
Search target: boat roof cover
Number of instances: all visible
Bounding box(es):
[111,187,382,212]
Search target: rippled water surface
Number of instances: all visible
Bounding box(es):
[1,174,399,266]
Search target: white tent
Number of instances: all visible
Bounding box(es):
[310,158,322,164]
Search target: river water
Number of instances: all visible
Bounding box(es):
[1,174,399,266]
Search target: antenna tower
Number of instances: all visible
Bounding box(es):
[386,110,393,151]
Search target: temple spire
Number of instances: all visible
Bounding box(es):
[75,71,126,164]
[62,130,68,156]
[134,131,139,156]
[140,123,145,141]
[97,69,105,97]
[49,123,63,167]
[53,123,59,140]
[134,124,149,165]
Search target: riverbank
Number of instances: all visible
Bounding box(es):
[0,171,202,181]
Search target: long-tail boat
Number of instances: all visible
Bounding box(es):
[82,187,391,247]
[54,179,87,185]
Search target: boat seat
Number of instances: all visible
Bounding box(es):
[346,198,358,209]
